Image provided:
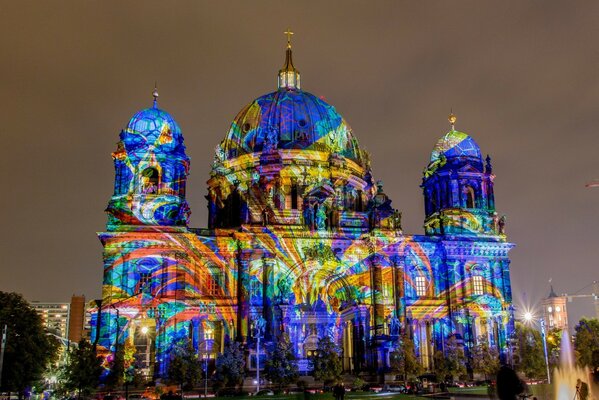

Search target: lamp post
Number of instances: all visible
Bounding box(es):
[140,326,152,380]
[251,316,266,394]
[93,299,102,352]
[523,311,551,384]
[201,327,213,398]
[539,319,551,384]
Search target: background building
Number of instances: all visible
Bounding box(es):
[92,40,515,379]
[31,294,87,342]
[31,301,70,339]
[541,286,568,331]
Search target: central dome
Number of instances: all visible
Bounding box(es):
[221,89,363,162]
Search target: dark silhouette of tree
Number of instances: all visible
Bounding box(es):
[62,339,103,399]
[105,346,125,389]
[264,334,298,391]
[310,336,342,386]
[0,292,60,399]
[574,318,599,369]
[213,341,245,392]
[167,338,202,395]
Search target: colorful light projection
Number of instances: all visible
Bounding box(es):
[93,47,515,379]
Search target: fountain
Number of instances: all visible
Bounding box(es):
[552,329,594,400]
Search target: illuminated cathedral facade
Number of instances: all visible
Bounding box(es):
[92,38,515,380]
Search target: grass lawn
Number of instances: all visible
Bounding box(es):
[447,386,491,396]
[448,383,554,400]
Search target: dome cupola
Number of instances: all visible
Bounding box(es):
[430,113,482,165]
[207,33,375,231]
[278,29,301,90]
[119,88,186,161]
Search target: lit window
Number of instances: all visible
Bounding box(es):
[472,275,484,296]
[415,276,427,297]
[204,327,214,340]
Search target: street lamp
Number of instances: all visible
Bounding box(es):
[140,325,152,380]
[251,316,266,394]
[522,309,551,384]
[201,327,213,398]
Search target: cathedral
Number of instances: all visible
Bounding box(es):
[92,35,515,380]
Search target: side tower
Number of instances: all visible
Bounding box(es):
[422,113,496,236]
[421,114,515,365]
[94,90,194,379]
[106,89,190,228]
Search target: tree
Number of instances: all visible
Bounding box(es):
[574,318,599,369]
[433,336,466,382]
[389,332,423,384]
[433,350,450,382]
[62,339,103,399]
[213,341,245,392]
[0,292,60,398]
[264,334,299,391]
[167,339,202,394]
[546,327,563,371]
[310,336,342,386]
[514,323,546,379]
[470,336,500,380]
[445,336,467,381]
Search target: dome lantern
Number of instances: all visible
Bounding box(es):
[278,29,301,90]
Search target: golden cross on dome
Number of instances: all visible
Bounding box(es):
[284,28,294,49]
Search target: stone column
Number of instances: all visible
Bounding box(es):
[392,260,405,327]
[262,257,274,341]
[237,251,251,342]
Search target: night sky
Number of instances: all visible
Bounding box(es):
[1,1,598,331]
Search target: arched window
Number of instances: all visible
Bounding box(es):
[141,167,159,194]
[465,185,476,208]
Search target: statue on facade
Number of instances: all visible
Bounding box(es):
[264,126,278,153]
[277,278,292,303]
[392,209,402,230]
[316,205,327,230]
[303,202,314,229]
[498,215,506,234]
[388,315,400,336]
[251,315,266,338]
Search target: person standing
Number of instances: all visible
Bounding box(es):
[496,365,524,400]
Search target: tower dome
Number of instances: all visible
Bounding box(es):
[120,101,185,159]
[430,129,482,163]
